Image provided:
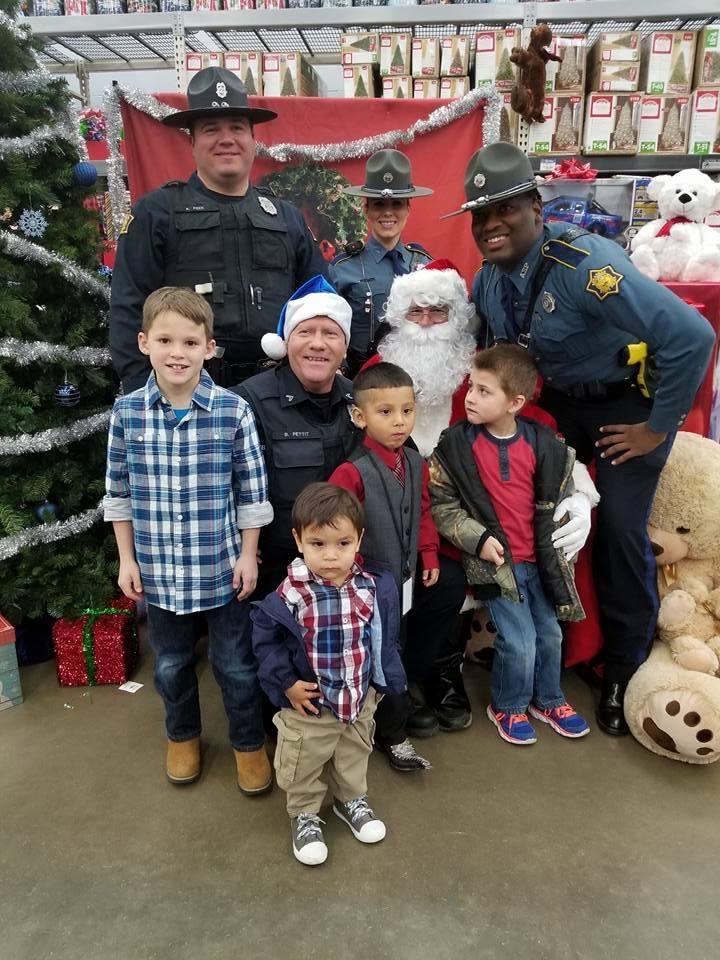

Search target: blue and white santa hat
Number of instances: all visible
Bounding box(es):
[260,275,353,361]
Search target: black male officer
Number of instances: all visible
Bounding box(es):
[446,142,715,736]
[329,149,433,376]
[109,67,328,393]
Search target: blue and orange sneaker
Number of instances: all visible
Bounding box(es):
[529,702,590,739]
[486,704,537,745]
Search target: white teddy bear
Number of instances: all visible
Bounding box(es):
[630,168,720,283]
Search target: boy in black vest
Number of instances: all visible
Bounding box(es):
[330,363,469,772]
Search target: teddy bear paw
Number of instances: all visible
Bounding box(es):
[658,589,696,631]
[641,690,719,760]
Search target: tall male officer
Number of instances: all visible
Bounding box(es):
[447,142,715,736]
[109,67,328,394]
[329,149,433,377]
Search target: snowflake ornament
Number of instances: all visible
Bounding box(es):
[18,208,48,238]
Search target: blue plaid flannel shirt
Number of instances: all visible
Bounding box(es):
[104,370,273,614]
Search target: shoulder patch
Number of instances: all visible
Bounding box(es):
[405,242,431,257]
[119,213,134,235]
[344,239,365,257]
[541,238,589,270]
[586,264,623,301]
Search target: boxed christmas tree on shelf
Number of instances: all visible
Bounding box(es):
[263,53,318,97]
[341,33,379,66]
[224,52,263,95]
[380,34,411,77]
[474,29,520,91]
[590,60,641,92]
[640,31,696,96]
[412,38,440,79]
[688,88,720,155]
[583,93,642,155]
[344,64,380,98]
[413,79,440,100]
[440,36,470,78]
[0,615,23,713]
[185,51,222,79]
[527,94,584,157]
[638,95,691,155]
[545,35,586,94]
[440,77,470,99]
[694,26,720,89]
[382,76,412,99]
[591,32,641,63]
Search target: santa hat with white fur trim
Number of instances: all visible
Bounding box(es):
[260,275,353,361]
[384,258,475,332]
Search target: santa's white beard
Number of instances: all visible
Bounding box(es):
[380,321,476,456]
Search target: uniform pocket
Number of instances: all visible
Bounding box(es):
[173,210,222,271]
[270,432,325,503]
[247,213,290,271]
[272,713,303,783]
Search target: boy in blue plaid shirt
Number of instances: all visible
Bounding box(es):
[251,483,407,866]
[104,287,274,793]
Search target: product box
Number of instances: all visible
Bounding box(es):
[439,77,470,99]
[640,31,696,95]
[224,0,255,8]
[592,32,641,63]
[185,52,223,80]
[590,60,641,92]
[631,177,660,225]
[380,34,412,77]
[255,0,285,6]
[191,0,222,9]
[341,33,380,66]
[688,88,720,155]
[262,53,318,97]
[382,76,412,99]
[527,94,584,156]
[413,79,440,100]
[498,91,519,145]
[343,65,379,99]
[223,52,263,96]
[583,93,642,155]
[694,26,720,89]
[545,35,587,94]
[64,0,96,13]
[0,615,23,712]
[474,29,520,90]
[440,35,470,77]
[638,95,691,154]
[538,176,637,245]
[412,38,440,79]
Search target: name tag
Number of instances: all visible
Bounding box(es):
[402,576,414,616]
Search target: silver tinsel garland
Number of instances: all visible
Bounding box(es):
[0,410,111,457]
[0,230,111,304]
[0,502,104,563]
[0,66,53,94]
[0,337,111,367]
[103,82,502,235]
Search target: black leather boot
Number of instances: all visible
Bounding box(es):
[405,694,440,739]
[424,652,473,732]
[597,680,629,736]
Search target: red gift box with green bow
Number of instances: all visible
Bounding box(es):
[53,597,138,687]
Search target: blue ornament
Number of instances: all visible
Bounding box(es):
[72,161,98,187]
[97,264,112,281]
[55,381,81,407]
[36,501,59,524]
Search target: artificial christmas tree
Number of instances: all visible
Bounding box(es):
[354,73,368,98]
[280,66,296,97]
[659,102,684,151]
[614,100,637,149]
[557,45,580,91]
[496,48,514,85]
[499,107,512,143]
[554,103,577,151]
[669,52,688,91]
[0,0,118,622]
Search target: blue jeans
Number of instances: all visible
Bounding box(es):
[146,598,265,751]
[486,562,566,714]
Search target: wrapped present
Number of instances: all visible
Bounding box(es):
[53,598,138,687]
[79,108,106,143]
[1,614,24,712]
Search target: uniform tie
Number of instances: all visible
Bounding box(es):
[500,274,518,339]
[386,247,409,276]
[392,449,406,488]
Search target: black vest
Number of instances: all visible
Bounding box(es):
[162,181,295,362]
[351,445,422,587]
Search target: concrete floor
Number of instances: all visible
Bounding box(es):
[2,640,718,960]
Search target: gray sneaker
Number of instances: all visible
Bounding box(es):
[333,795,386,843]
[291,813,328,866]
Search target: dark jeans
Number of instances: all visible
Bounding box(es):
[540,385,675,683]
[146,598,265,751]
[375,555,467,745]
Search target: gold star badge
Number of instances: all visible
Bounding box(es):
[586,265,623,301]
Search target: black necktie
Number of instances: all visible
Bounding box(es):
[500,275,518,338]
[386,248,409,276]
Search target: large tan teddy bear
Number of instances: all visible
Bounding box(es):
[625,432,720,764]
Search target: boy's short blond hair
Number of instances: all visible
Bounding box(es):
[142,287,214,338]
[472,344,538,401]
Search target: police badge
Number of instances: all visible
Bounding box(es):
[473,174,486,189]
[216,81,227,99]
[257,195,278,216]
[542,291,556,313]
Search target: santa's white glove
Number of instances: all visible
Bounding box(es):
[552,493,592,561]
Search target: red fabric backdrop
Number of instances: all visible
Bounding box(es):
[120,94,485,284]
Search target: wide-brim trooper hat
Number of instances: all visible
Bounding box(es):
[442,142,538,219]
[162,67,278,129]
[343,149,433,199]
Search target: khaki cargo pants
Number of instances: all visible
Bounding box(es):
[272,690,380,817]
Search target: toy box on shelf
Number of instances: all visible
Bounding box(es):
[538,162,637,247]
[0,615,23,713]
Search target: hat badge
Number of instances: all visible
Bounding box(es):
[216,81,227,99]
[383,172,394,184]
[473,173,486,189]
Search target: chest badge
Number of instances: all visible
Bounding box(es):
[258,195,278,216]
[285,394,294,402]
[542,291,556,313]
[586,264,624,301]
[520,261,529,279]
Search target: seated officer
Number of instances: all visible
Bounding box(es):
[110,67,328,394]
[329,150,433,377]
[445,142,715,736]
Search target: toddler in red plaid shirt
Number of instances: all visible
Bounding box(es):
[251,483,407,866]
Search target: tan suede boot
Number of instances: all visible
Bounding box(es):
[166,737,201,785]
[234,746,272,796]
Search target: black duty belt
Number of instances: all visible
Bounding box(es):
[544,379,636,402]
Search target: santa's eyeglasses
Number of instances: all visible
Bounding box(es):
[407,305,449,322]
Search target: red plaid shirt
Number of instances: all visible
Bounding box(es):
[278,558,376,723]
